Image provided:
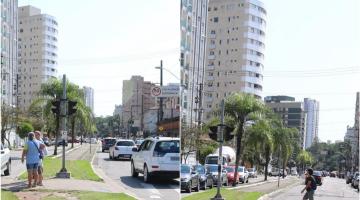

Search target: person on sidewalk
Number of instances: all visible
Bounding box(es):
[35,131,48,186]
[21,132,44,188]
[301,168,317,200]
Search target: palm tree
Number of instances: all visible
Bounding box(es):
[297,150,314,173]
[224,93,264,186]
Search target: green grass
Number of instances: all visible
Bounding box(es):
[182,188,262,200]
[19,158,102,181]
[1,190,19,200]
[73,191,136,200]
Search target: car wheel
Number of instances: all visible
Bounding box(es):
[143,165,151,183]
[102,149,104,152]
[187,181,192,193]
[109,153,112,159]
[4,160,10,176]
[113,153,116,160]
[195,180,200,192]
[209,180,213,189]
[246,177,249,183]
[131,161,139,177]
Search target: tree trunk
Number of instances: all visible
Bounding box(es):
[264,148,270,181]
[71,117,75,148]
[233,120,244,186]
[53,115,60,155]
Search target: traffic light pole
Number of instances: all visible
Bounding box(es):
[212,99,225,200]
[56,74,70,178]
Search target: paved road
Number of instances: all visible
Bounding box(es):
[269,177,359,200]
[93,148,180,200]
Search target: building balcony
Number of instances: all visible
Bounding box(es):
[205,96,213,102]
[242,76,263,85]
[243,32,265,43]
[243,65,263,74]
[242,43,265,53]
[208,55,216,60]
[207,65,215,70]
[207,76,215,81]
[208,44,216,49]
[241,86,262,97]
[209,33,216,39]
[245,7,267,20]
[242,53,264,63]
[244,20,266,32]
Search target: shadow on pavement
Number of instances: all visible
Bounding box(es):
[1,181,28,192]
[119,175,179,190]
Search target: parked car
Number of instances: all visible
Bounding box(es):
[131,137,180,183]
[56,139,68,146]
[134,139,144,148]
[43,137,51,146]
[102,137,116,152]
[181,164,200,193]
[109,139,136,160]
[237,166,249,183]
[225,166,239,185]
[351,172,359,188]
[313,170,323,185]
[354,176,359,191]
[269,168,287,177]
[1,143,11,176]
[194,165,213,190]
[346,173,353,184]
[330,171,337,177]
[206,164,229,186]
[247,168,257,178]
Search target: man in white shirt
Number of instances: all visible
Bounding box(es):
[35,131,47,186]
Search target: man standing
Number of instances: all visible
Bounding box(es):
[35,131,47,186]
[301,168,317,200]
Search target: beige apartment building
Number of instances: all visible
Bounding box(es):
[122,76,156,134]
[204,0,266,120]
[18,5,58,111]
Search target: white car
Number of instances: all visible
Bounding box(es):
[1,143,11,176]
[131,137,180,183]
[109,139,136,160]
[237,166,249,183]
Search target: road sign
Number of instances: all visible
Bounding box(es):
[151,85,179,97]
[61,131,67,139]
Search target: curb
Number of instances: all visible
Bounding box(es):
[52,144,82,159]
[258,179,302,200]
[228,177,289,190]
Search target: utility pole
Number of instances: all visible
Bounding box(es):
[56,74,70,178]
[211,99,225,200]
[159,60,163,122]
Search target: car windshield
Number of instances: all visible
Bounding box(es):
[117,141,135,146]
[225,167,234,172]
[135,140,143,145]
[195,166,205,174]
[208,165,218,172]
[238,167,244,172]
[104,139,116,145]
[313,171,322,176]
[181,165,190,173]
[248,168,254,172]
[154,140,179,153]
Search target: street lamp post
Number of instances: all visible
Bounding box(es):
[155,60,164,123]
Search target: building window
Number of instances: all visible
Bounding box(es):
[214,17,219,22]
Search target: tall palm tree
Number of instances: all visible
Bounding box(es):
[224,93,264,186]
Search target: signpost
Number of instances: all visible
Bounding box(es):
[151,85,179,97]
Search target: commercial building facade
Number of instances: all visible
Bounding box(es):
[265,96,307,149]
[203,0,266,120]
[17,5,58,111]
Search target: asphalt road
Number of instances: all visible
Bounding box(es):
[93,149,180,200]
[269,177,359,200]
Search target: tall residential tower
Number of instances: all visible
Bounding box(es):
[204,0,266,120]
[18,5,58,111]
[304,98,319,149]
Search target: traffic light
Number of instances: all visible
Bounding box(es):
[68,100,77,115]
[208,125,218,141]
[223,125,235,141]
[51,100,60,115]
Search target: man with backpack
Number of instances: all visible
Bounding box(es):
[301,168,317,200]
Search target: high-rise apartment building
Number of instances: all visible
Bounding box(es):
[122,76,156,133]
[265,96,307,149]
[18,5,58,111]
[304,98,319,149]
[83,86,94,113]
[353,92,359,172]
[1,0,18,106]
[203,0,266,120]
[180,0,208,127]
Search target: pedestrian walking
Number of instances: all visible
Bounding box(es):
[21,132,45,188]
[35,130,47,186]
[301,168,317,200]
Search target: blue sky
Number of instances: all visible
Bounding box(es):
[19,0,359,142]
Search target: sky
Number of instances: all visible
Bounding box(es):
[19,0,359,142]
